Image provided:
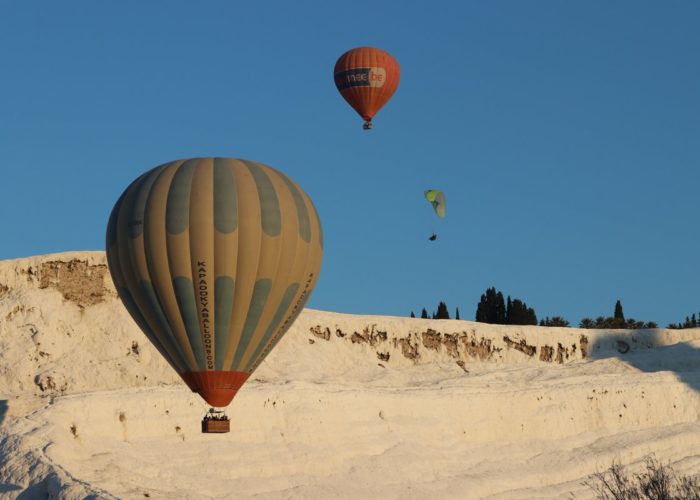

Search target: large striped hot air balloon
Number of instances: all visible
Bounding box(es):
[106,158,323,416]
[333,47,400,130]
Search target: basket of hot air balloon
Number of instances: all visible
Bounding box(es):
[334,47,400,130]
[201,408,230,433]
[106,158,323,433]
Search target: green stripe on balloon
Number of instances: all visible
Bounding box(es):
[129,166,164,239]
[277,172,311,243]
[119,285,183,372]
[243,160,281,237]
[173,277,205,371]
[213,158,238,234]
[138,280,190,372]
[166,160,198,235]
[308,196,323,249]
[106,189,127,253]
[231,279,272,370]
[244,282,299,372]
[214,276,235,370]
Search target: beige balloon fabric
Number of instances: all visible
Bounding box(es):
[106,158,323,407]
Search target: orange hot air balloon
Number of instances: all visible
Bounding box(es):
[333,47,400,130]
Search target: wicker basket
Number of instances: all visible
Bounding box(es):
[202,419,230,433]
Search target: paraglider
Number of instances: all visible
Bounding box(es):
[334,47,400,130]
[106,157,323,432]
[424,189,445,241]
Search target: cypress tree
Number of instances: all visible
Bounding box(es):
[455,307,460,320]
[475,287,536,325]
[614,300,625,322]
[527,305,537,325]
[435,301,450,319]
[509,299,522,324]
[410,311,415,318]
[495,291,506,324]
[421,308,428,319]
[475,289,493,322]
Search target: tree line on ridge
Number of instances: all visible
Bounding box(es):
[410,287,698,329]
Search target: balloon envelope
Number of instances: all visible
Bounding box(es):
[106,158,323,407]
[333,47,400,126]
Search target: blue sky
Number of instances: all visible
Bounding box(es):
[1,2,698,326]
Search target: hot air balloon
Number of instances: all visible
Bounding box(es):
[333,47,400,130]
[424,189,445,241]
[106,158,323,432]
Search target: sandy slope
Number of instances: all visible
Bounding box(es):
[1,252,700,499]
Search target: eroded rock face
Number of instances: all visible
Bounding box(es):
[377,351,390,361]
[580,335,589,358]
[461,331,499,360]
[38,260,109,307]
[442,334,460,358]
[348,325,387,346]
[540,343,577,364]
[34,372,69,395]
[540,345,554,362]
[421,330,441,351]
[503,336,536,357]
[310,326,331,341]
[309,322,594,366]
[395,336,419,361]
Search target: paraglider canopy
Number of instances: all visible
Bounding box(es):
[424,190,446,218]
[424,190,445,242]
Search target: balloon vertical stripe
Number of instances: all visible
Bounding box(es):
[213,158,238,234]
[173,277,206,370]
[107,186,183,372]
[277,172,311,243]
[143,162,200,369]
[115,176,190,373]
[244,282,299,372]
[166,160,197,235]
[244,160,281,237]
[214,276,235,370]
[188,160,216,370]
[128,167,191,370]
[139,280,189,371]
[220,161,263,370]
[232,278,272,369]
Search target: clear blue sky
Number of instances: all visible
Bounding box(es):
[1,2,698,326]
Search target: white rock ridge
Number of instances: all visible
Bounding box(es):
[1,251,700,499]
